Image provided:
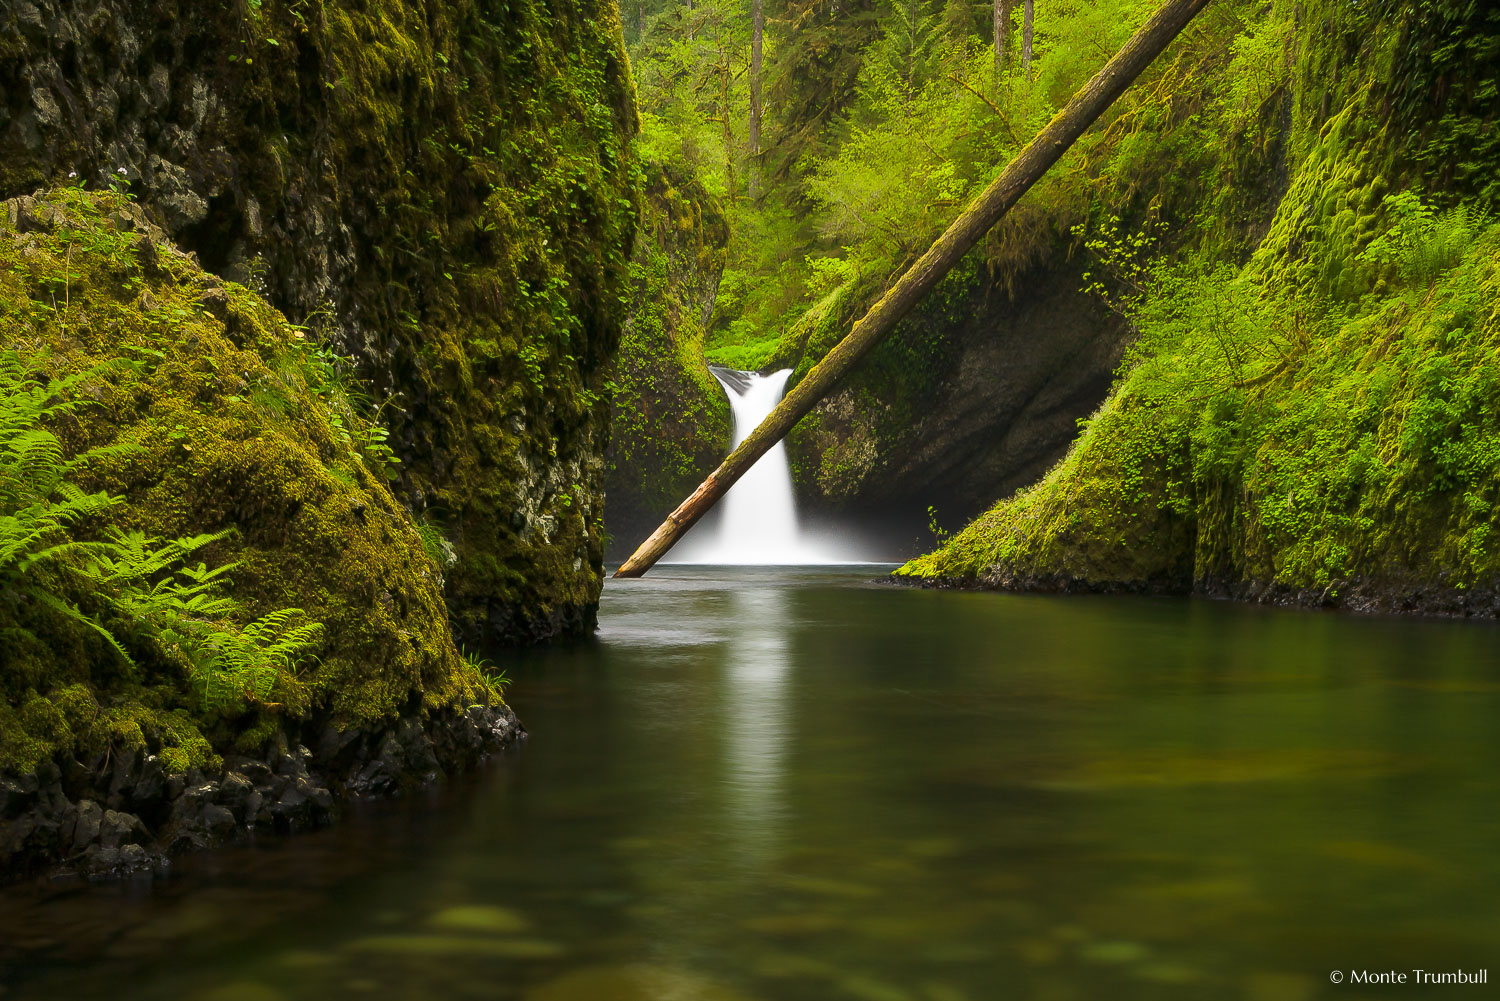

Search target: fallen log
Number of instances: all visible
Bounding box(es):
[615,0,1213,578]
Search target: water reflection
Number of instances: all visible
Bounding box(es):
[4,569,1500,1001]
[721,585,792,866]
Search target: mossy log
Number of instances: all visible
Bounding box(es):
[615,0,1213,577]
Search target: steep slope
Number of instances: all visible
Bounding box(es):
[899,1,1500,615]
[606,159,731,550]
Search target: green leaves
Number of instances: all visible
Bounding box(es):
[0,349,324,714]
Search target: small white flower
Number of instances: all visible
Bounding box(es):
[67,171,77,178]
[116,167,127,175]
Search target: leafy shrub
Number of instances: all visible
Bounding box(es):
[1359,191,1480,288]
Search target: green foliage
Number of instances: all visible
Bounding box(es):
[902,169,1500,603]
[1377,0,1500,211]
[461,647,510,696]
[606,159,732,541]
[0,187,492,777]
[627,0,1282,508]
[865,0,942,106]
[0,349,323,714]
[926,505,949,546]
[415,518,458,579]
[1358,190,1479,288]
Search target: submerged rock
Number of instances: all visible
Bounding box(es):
[427,905,530,934]
[527,964,760,1001]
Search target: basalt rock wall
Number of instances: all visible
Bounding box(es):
[0,0,640,644]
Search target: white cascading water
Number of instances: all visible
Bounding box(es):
[668,368,854,565]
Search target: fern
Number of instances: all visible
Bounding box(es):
[0,349,323,713]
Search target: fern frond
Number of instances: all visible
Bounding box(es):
[21,585,135,666]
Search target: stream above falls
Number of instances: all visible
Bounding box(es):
[3,567,1499,999]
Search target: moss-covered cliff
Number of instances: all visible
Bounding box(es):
[1,190,518,877]
[1,0,639,644]
[0,0,642,877]
[605,159,731,551]
[899,1,1500,615]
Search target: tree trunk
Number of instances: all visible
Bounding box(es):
[1022,0,1034,72]
[993,0,1009,81]
[749,0,764,199]
[615,0,1214,579]
[720,47,736,203]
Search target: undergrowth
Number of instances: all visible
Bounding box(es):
[0,350,323,713]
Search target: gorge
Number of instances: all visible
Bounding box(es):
[2,0,1499,996]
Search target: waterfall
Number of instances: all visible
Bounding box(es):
[667,367,856,565]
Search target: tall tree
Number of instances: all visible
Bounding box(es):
[873,0,940,105]
[993,0,1010,81]
[749,0,765,198]
[940,0,982,46]
[1021,0,1033,72]
[765,0,882,194]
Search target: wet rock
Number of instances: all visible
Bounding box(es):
[233,759,274,787]
[0,774,36,819]
[106,746,141,809]
[201,804,237,836]
[2,700,521,883]
[71,799,104,851]
[99,809,148,849]
[83,840,157,877]
[130,754,167,817]
[13,195,49,233]
[266,776,331,833]
[218,772,256,820]
[197,285,230,319]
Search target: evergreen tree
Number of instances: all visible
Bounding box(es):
[765,0,883,191]
[870,0,941,105]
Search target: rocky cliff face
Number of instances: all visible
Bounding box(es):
[786,259,1126,538]
[0,0,639,644]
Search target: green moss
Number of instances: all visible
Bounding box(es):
[1,0,642,645]
[901,19,1500,607]
[606,158,732,544]
[0,189,492,774]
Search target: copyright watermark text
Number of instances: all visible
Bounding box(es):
[1331,970,1488,986]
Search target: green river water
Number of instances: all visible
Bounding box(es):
[2,567,1498,999]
